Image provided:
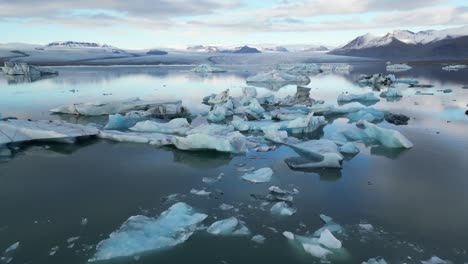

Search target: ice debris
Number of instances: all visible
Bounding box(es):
[207,217,250,236]
[0,119,98,145]
[380,88,403,98]
[338,142,360,154]
[251,235,266,244]
[241,167,273,183]
[286,139,343,169]
[90,202,207,261]
[362,257,388,264]
[172,131,247,153]
[386,63,412,72]
[384,113,410,125]
[346,108,385,123]
[190,189,211,196]
[202,173,223,184]
[270,202,296,216]
[337,92,380,103]
[219,203,234,211]
[104,111,151,130]
[246,70,310,85]
[191,64,226,73]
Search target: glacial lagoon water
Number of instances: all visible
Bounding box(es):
[0,63,467,264]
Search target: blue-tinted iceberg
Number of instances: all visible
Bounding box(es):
[362,121,413,148]
[191,64,226,73]
[172,131,247,153]
[130,118,190,135]
[337,93,379,103]
[270,202,296,216]
[104,111,151,130]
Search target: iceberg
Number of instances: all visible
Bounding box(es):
[325,102,366,115]
[50,98,181,116]
[251,235,266,244]
[98,130,173,146]
[420,256,451,264]
[346,108,385,123]
[0,119,98,145]
[241,167,273,183]
[317,229,342,249]
[208,89,230,105]
[130,118,190,135]
[380,88,403,98]
[186,123,235,136]
[362,257,388,264]
[262,126,289,143]
[338,142,360,154]
[270,108,309,121]
[90,202,207,261]
[302,243,333,258]
[2,62,58,76]
[442,64,467,71]
[246,70,310,85]
[172,131,247,153]
[285,113,327,134]
[386,63,412,72]
[286,139,343,169]
[337,92,380,103]
[191,64,226,73]
[104,111,151,130]
[280,64,322,75]
[270,202,296,216]
[190,189,211,196]
[207,217,250,236]
[279,86,316,106]
[362,121,413,148]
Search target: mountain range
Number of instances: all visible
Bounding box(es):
[329,25,468,59]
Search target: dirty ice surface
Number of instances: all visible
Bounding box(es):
[0,63,467,264]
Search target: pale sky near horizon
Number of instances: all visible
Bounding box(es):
[1,0,467,49]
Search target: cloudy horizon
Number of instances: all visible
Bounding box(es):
[1,0,467,49]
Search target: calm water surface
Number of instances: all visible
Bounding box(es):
[0,63,467,264]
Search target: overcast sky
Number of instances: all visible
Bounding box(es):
[1,0,467,49]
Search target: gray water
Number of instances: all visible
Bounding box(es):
[0,63,467,264]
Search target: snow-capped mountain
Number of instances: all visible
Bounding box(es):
[335,26,468,51]
[330,25,468,59]
[47,41,115,49]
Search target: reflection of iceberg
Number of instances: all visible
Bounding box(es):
[2,62,58,76]
[170,148,232,169]
[5,73,58,84]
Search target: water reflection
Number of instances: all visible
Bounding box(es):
[5,73,58,84]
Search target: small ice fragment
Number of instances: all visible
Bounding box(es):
[380,88,403,98]
[318,229,342,249]
[190,189,211,196]
[362,257,388,264]
[81,218,88,226]
[4,242,19,253]
[251,235,266,244]
[338,142,360,154]
[191,64,226,73]
[359,224,374,232]
[302,243,332,259]
[49,246,59,256]
[202,173,223,184]
[420,256,451,264]
[219,203,234,211]
[207,217,250,236]
[130,119,190,135]
[320,214,333,224]
[241,168,273,183]
[283,231,295,240]
[270,202,296,216]
[337,92,380,103]
[66,236,80,244]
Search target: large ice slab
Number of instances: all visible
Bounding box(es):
[50,98,181,116]
[206,217,250,236]
[0,119,98,145]
[362,121,413,148]
[2,62,58,76]
[337,92,380,103]
[172,131,247,153]
[380,88,403,98]
[241,167,273,183]
[104,111,151,130]
[130,118,190,135]
[90,202,207,261]
[286,139,343,169]
[191,64,226,73]
[98,130,173,146]
[246,70,310,84]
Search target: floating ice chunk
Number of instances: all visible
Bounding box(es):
[98,130,173,146]
[380,88,403,98]
[2,62,58,76]
[313,214,343,236]
[90,202,207,261]
[269,186,299,195]
[262,125,288,143]
[386,63,412,72]
[207,217,250,236]
[283,231,295,240]
[191,64,226,73]
[286,113,327,134]
[246,70,310,84]
[202,173,223,184]
[442,64,467,71]
[270,202,296,216]
[242,86,258,98]
[286,139,343,169]
[208,89,230,105]
[362,121,413,148]
[173,131,247,153]
[420,256,451,264]
[67,236,80,243]
[0,119,98,145]
[362,257,388,264]
[130,118,190,135]
[207,104,228,122]
[338,142,360,154]
[359,223,374,232]
[234,98,265,119]
[251,235,266,244]
[326,102,366,115]
[50,98,181,116]
[318,229,342,249]
[280,64,322,75]
[279,86,316,106]
[241,167,273,183]
[81,218,88,226]
[104,111,151,130]
[302,243,332,259]
[219,203,234,211]
[270,108,308,121]
[231,116,252,132]
[190,115,209,128]
[346,108,385,123]
[3,242,19,253]
[49,246,59,256]
[190,189,211,196]
[337,92,380,103]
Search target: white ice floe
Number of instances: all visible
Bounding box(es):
[206,217,250,236]
[130,118,190,135]
[338,142,360,154]
[191,64,226,73]
[362,257,388,264]
[172,131,247,153]
[361,121,413,148]
[2,62,58,76]
[0,119,98,145]
[380,88,403,98]
[98,130,173,146]
[241,167,273,183]
[337,92,380,103]
[190,189,211,196]
[104,111,151,130]
[251,235,266,244]
[302,243,333,258]
[262,126,289,143]
[317,229,342,249]
[246,69,310,84]
[420,256,451,264]
[386,63,412,72]
[3,242,20,253]
[287,139,344,169]
[90,202,207,261]
[442,64,467,71]
[202,173,223,184]
[270,202,296,216]
[50,98,181,116]
[269,186,299,195]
